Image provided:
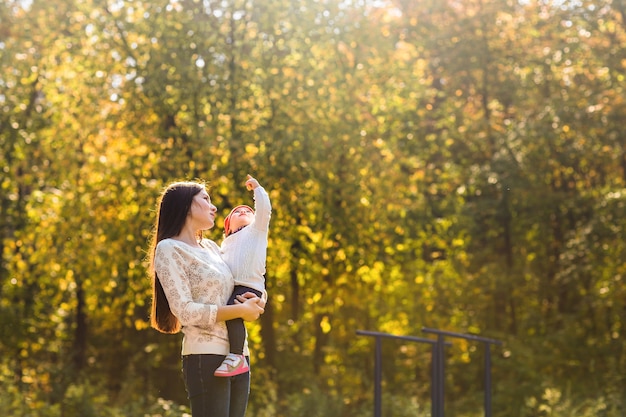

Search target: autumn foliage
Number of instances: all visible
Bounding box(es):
[1,0,625,416]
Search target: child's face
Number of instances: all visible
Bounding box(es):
[228,206,254,233]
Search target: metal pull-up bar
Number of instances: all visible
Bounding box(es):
[422,327,503,417]
[356,330,450,417]
[358,328,503,417]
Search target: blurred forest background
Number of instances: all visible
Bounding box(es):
[1,0,625,416]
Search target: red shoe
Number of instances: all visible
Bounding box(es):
[214,354,249,377]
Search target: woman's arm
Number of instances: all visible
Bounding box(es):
[155,243,218,327]
[216,296,264,322]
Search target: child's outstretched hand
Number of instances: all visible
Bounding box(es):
[245,174,260,191]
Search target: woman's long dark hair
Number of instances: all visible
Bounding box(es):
[148,181,205,334]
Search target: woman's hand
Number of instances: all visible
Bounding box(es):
[237,291,266,308]
[236,293,265,321]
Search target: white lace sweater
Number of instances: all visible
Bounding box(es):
[220,186,272,294]
[154,238,248,356]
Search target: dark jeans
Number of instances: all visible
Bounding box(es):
[182,354,250,417]
[225,285,263,355]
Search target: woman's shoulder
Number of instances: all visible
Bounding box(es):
[200,238,220,251]
[156,237,220,251]
[156,238,185,250]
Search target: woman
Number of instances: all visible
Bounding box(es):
[148,181,265,417]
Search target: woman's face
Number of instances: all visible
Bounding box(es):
[188,189,217,230]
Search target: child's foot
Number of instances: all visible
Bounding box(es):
[214,353,249,377]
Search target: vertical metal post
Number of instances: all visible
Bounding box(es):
[374,336,382,417]
[484,343,492,417]
[431,343,438,417]
[437,334,446,417]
